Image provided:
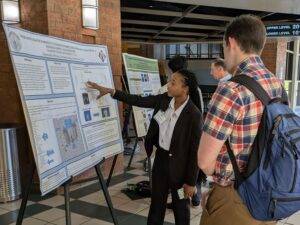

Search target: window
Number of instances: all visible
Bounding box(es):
[298,55,300,80]
[285,52,294,80]
[211,44,222,58]
[285,41,300,107]
[297,82,300,106]
[166,43,223,59]
[188,44,198,58]
[287,41,294,51]
[285,41,300,81]
[179,44,187,56]
[169,44,176,55]
[166,44,177,59]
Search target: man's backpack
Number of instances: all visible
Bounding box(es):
[227,75,300,221]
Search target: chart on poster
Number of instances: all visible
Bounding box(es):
[122,53,161,137]
[3,23,123,195]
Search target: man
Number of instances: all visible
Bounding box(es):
[198,15,282,225]
[210,58,231,84]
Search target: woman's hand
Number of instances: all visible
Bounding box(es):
[183,183,196,199]
[86,81,115,100]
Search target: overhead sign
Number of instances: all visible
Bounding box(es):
[266,24,300,37]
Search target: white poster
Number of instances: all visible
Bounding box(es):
[122,53,161,137]
[3,23,123,195]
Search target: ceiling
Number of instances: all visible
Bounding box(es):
[121,0,300,44]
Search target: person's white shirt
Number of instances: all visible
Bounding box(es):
[218,73,232,84]
[156,96,189,151]
[158,84,204,113]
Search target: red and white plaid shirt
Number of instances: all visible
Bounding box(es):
[203,56,283,185]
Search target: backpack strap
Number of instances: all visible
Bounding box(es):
[226,74,271,188]
[229,74,271,106]
[225,140,244,188]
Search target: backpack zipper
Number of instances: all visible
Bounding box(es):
[289,142,298,192]
[271,197,300,218]
[273,197,300,202]
[292,137,300,144]
[279,135,298,192]
[285,129,300,136]
[291,156,298,192]
[264,116,282,169]
[279,137,285,158]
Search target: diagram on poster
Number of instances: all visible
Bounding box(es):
[3,23,123,195]
[122,53,161,137]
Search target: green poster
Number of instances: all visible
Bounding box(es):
[123,54,159,73]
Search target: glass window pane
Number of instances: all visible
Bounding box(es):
[169,44,176,55]
[286,53,294,80]
[211,44,220,53]
[189,44,198,55]
[82,0,98,6]
[287,41,294,51]
[82,7,98,28]
[180,44,187,55]
[283,81,292,102]
[201,44,208,54]
[2,1,20,23]
[298,56,300,80]
[297,82,300,106]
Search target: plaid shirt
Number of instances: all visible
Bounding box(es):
[203,56,283,185]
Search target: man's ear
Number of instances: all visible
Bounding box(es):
[229,37,239,51]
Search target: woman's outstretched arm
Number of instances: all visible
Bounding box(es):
[87,81,161,109]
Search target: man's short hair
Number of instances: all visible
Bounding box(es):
[168,55,188,73]
[224,14,266,54]
[212,58,227,70]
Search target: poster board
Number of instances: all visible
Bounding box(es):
[3,23,123,195]
[122,53,161,137]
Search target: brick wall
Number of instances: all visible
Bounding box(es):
[122,43,154,58]
[0,0,124,188]
[261,41,287,79]
[275,41,287,80]
[46,0,124,181]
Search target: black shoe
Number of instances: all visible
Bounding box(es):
[166,202,173,209]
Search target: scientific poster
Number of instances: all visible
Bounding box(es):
[122,53,161,137]
[3,23,123,195]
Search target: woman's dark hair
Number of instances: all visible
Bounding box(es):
[176,69,201,112]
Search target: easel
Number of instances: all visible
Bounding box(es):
[16,157,119,225]
[120,75,152,185]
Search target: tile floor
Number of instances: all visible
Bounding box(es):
[0,142,299,225]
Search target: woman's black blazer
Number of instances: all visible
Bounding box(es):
[113,91,203,187]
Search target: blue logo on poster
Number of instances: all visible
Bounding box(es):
[47,159,54,165]
[64,119,73,128]
[42,133,48,141]
[84,111,92,121]
[46,149,54,157]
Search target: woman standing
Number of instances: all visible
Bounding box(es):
[87,69,203,225]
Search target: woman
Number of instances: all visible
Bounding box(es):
[87,69,203,225]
